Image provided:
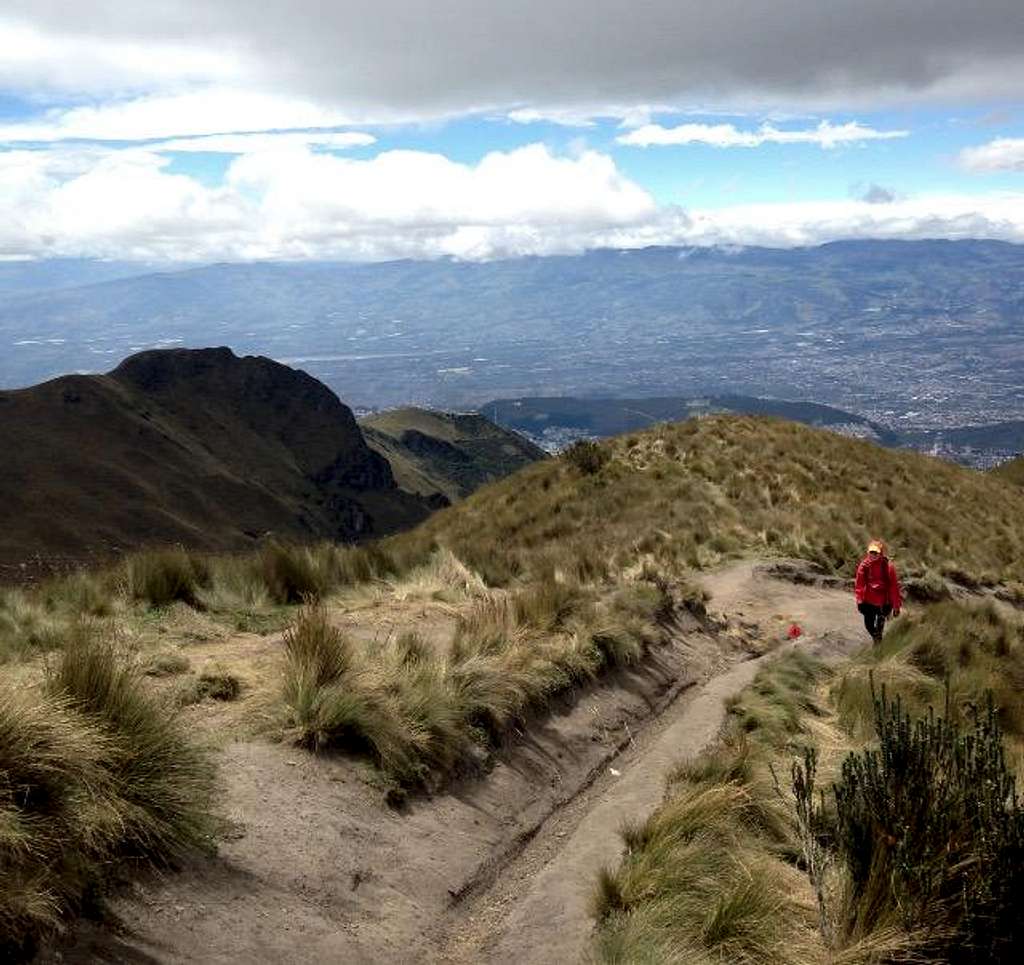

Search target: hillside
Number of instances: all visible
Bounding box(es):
[361,406,545,502]
[0,347,435,578]
[391,413,1024,590]
[7,412,1024,962]
[992,454,1024,486]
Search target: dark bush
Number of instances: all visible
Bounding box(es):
[832,685,1024,961]
[562,439,610,475]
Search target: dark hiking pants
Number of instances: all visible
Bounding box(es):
[857,602,890,642]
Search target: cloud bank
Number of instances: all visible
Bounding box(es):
[4,142,1024,263]
[3,1,1024,119]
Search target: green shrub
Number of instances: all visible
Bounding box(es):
[832,686,1024,961]
[563,438,610,475]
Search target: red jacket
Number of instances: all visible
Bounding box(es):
[855,555,903,611]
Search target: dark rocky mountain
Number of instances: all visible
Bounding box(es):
[361,407,545,502]
[0,348,435,579]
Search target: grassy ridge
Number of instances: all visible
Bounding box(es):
[592,599,1024,963]
[390,415,1024,588]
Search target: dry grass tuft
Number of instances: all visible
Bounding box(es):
[0,628,215,959]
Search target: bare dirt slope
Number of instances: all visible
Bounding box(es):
[44,561,866,965]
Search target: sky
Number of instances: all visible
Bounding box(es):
[2,1,1024,262]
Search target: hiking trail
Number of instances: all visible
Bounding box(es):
[46,559,864,965]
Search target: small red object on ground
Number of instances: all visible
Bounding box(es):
[787,623,803,639]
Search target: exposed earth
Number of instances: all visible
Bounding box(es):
[44,560,866,964]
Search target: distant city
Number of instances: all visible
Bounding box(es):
[2,240,1023,468]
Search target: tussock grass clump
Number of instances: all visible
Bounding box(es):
[176,670,243,705]
[254,540,396,605]
[47,631,217,859]
[282,605,464,783]
[258,541,327,604]
[142,651,191,677]
[728,649,828,745]
[833,600,1024,739]
[283,570,668,787]
[0,589,63,661]
[0,630,215,959]
[125,547,211,608]
[593,781,817,965]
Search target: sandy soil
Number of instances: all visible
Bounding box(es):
[41,559,867,965]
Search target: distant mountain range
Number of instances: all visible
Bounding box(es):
[0,349,540,580]
[2,240,1023,436]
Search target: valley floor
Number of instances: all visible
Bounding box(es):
[44,561,865,965]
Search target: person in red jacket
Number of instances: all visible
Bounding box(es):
[855,539,903,643]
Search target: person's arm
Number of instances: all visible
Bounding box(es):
[889,562,903,614]
[854,560,866,603]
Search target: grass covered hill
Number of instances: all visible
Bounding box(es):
[361,406,546,502]
[390,413,1024,591]
[993,454,1024,487]
[5,409,1024,958]
[0,347,436,579]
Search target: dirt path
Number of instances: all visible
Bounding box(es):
[45,560,865,965]
[429,560,863,964]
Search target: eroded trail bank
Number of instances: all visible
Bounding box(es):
[45,561,862,965]
[431,561,862,964]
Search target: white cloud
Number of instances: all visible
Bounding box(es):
[0,142,655,261]
[5,138,1024,263]
[0,89,356,143]
[506,104,664,128]
[618,120,908,149]
[651,195,1024,248]
[152,131,376,153]
[959,137,1024,172]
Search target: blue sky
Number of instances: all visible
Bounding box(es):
[2,1,1024,262]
